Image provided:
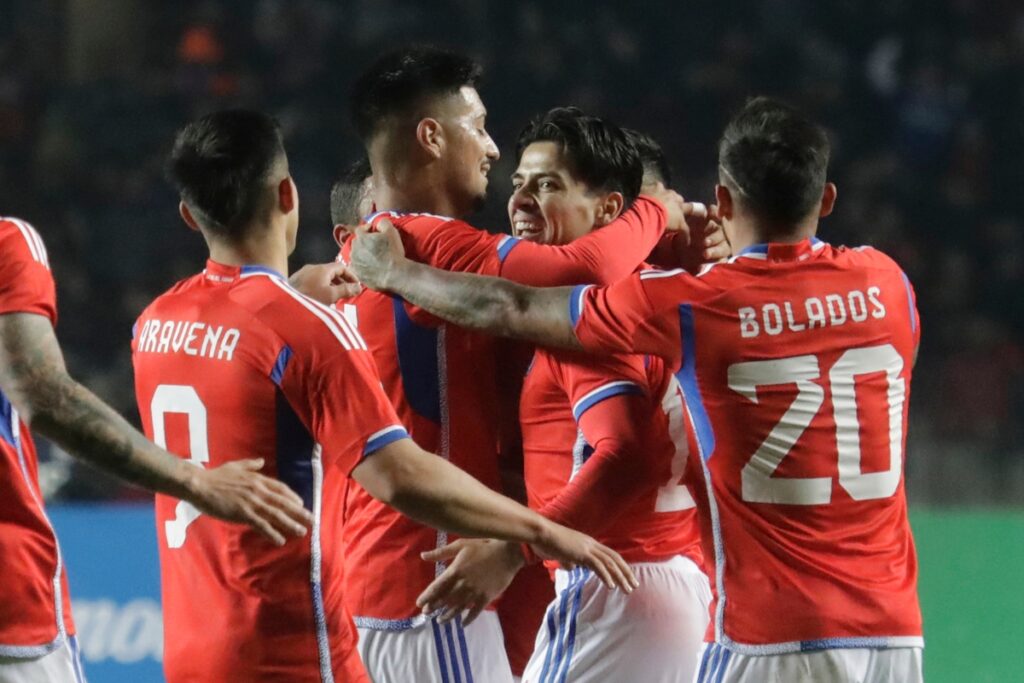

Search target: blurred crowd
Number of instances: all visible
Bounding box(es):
[1,0,1020,504]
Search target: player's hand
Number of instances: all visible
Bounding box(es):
[672,203,731,271]
[642,186,688,233]
[349,218,407,291]
[530,521,638,593]
[416,539,525,625]
[187,459,313,546]
[289,262,362,304]
[702,204,731,263]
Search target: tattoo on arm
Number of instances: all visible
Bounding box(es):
[0,313,194,498]
[387,261,583,350]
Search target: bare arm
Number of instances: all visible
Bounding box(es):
[352,437,636,591]
[0,312,311,544]
[350,220,583,350]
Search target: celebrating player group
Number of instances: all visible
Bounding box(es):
[0,44,923,683]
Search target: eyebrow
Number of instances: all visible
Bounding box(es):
[510,171,562,181]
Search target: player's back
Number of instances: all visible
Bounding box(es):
[574,237,921,652]
[132,261,372,682]
[680,239,922,651]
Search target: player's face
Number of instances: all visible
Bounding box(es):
[508,141,608,246]
[439,86,499,215]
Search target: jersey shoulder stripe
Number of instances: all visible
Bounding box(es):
[2,217,49,268]
[243,272,368,351]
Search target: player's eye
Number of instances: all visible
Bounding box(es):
[539,180,558,191]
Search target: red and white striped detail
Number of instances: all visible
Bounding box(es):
[3,217,50,268]
[254,273,368,351]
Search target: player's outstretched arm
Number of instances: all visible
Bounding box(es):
[0,312,312,545]
[352,437,637,593]
[350,220,583,350]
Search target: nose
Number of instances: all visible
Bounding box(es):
[509,184,537,213]
[485,133,500,161]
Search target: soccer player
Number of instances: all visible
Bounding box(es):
[138,109,633,683]
[350,97,924,683]
[0,216,313,682]
[414,108,711,682]
[331,46,716,683]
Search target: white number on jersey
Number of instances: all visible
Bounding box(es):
[655,376,697,512]
[150,385,210,548]
[728,343,905,505]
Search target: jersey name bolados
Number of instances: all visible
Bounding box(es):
[520,347,704,574]
[132,260,408,682]
[0,218,76,657]
[338,200,667,627]
[571,238,922,653]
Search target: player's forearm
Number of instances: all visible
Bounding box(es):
[29,376,199,499]
[500,197,666,286]
[382,259,583,350]
[0,313,198,500]
[540,437,648,536]
[358,442,553,544]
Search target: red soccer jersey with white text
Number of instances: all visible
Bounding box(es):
[338,198,668,627]
[132,260,409,682]
[520,348,704,576]
[0,218,76,657]
[571,238,922,653]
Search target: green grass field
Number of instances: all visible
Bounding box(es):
[912,509,1024,681]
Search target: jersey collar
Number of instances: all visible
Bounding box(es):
[733,237,826,263]
[204,260,286,282]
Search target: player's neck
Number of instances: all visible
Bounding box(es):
[373,178,462,218]
[371,153,464,218]
[732,217,818,251]
[206,229,289,277]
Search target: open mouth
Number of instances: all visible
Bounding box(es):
[513,220,544,241]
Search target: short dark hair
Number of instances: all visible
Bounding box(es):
[351,46,483,142]
[718,96,830,225]
[515,107,642,208]
[330,157,373,226]
[624,128,672,188]
[167,109,285,238]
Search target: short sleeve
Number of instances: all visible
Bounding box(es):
[0,219,57,324]
[549,350,648,425]
[275,297,408,475]
[571,271,684,364]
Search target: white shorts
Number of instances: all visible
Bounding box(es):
[357,612,513,683]
[523,555,711,683]
[694,643,924,683]
[0,636,87,683]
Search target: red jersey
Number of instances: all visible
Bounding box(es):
[132,260,408,682]
[571,238,922,654]
[0,218,76,657]
[338,198,668,627]
[520,347,704,575]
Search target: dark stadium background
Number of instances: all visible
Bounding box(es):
[0,1,1020,680]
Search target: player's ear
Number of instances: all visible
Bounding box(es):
[278,177,296,214]
[415,118,444,159]
[179,201,200,232]
[333,224,350,248]
[715,184,733,220]
[819,182,837,218]
[594,192,625,227]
